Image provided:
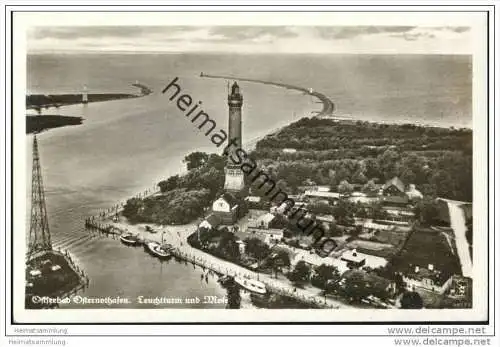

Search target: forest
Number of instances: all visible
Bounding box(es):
[253,118,472,202]
[123,117,472,225]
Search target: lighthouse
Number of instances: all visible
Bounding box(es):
[224,82,245,193]
[82,85,88,104]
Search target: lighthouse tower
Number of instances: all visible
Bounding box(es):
[82,85,88,104]
[224,82,245,193]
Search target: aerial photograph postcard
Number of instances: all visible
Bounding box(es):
[10,11,489,324]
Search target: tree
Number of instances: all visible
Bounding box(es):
[414,198,440,226]
[288,260,311,284]
[217,231,240,261]
[158,175,180,193]
[122,198,144,223]
[269,249,291,278]
[343,271,369,302]
[312,264,341,292]
[333,200,356,225]
[244,237,271,261]
[362,179,379,196]
[337,180,354,195]
[183,152,209,171]
[400,291,424,309]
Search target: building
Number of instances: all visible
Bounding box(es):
[212,193,240,225]
[402,264,453,294]
[303,190,341,204]
[447,275,472,299]
[82,85,88,104]
[244,196,270,210]
[380,177,410,206]
[224,82,245,193]
[249,212,277,229]
[198,214,222,230]
[246,227,284,244]
[406,184,423,200]
[340,249,366,269]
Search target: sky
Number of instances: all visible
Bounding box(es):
[27,26,473,54]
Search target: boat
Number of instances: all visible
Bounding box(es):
[151,245,172,260]
[146,242,171,260]
[217,275,235,286]
[145,225,157,233]
[120,233,140,246]
[234,276,267,295]
[144,241,160,253]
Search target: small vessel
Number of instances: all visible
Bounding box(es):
[217,275,235,286]
[120,233,140,246]
[144,241,160,253]
[146,242,171,260]
[145,225,157,233]
[234,276,267,295]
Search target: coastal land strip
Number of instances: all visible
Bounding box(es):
[200,73,335,118]
[26,83,153,134]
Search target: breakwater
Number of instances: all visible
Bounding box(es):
[26,115,84,134]
[201,73,335,117]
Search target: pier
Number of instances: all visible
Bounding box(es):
[84,214,346,309]
[201,73,335,117]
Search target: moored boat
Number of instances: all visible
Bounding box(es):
[146,242,171,260]
[120,233,140,246]
[217,275,235,286]
[144,241,160,253]
[234,276,267,295]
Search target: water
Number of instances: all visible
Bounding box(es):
[25,53,472,308]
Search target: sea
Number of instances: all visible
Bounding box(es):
[25,53,472,309]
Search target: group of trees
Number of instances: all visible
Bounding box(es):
[122,188,211,225]
[254,118,472,201]
[243,237,291,278]
[124,152,226,225]
[189,227,241,262]
[310,264,341,292]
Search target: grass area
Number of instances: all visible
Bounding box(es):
[392,227,461,277]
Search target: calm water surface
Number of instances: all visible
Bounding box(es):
[25,53,472,308]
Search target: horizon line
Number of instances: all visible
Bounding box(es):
[27,50,472,56]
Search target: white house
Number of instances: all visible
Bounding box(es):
[212,193,239,225]
[402,264,453,294]
[249,213,276,229]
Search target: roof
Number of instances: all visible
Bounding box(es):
[381,196,409,205]
[221,192,239,208]
[202,214,222,228]
[383,177,405,193]
[406,187,423,199]
[257,213,276,225]
[245,196,261,203]
[341,249,366,263]
[404,267,450,286]
[304,191,341,199]
[247,227,283,236]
